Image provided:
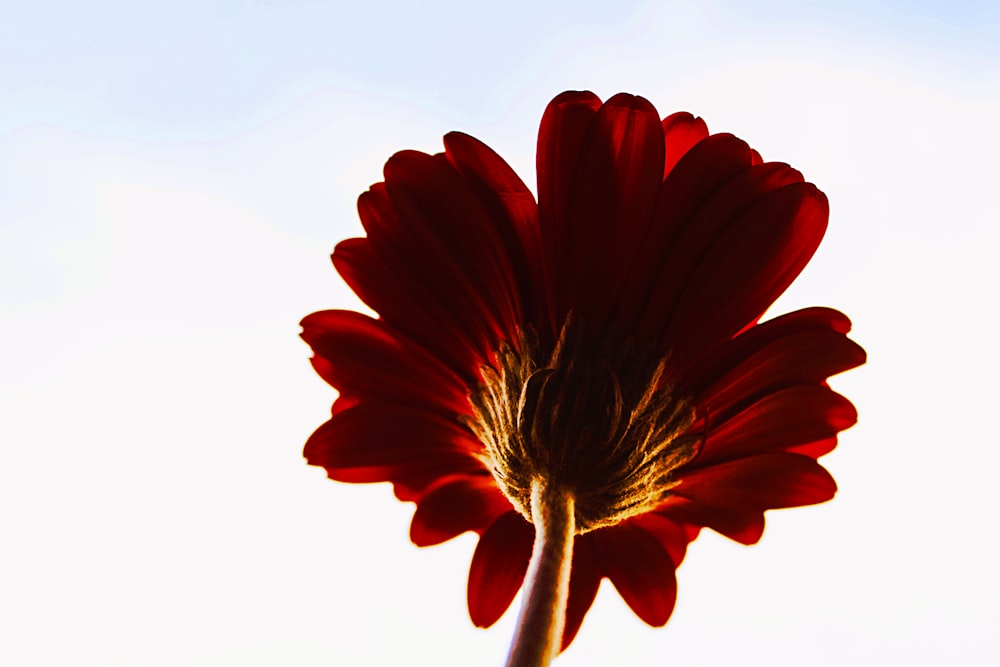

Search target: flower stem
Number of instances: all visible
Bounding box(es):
[505,478,575,667]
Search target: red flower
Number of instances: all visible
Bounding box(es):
[301,91,865,650]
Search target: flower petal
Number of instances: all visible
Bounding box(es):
[787,437,838,458]
[637,162,805,343]
[629,513,700,566]
[311,398,487,499]
[683,306,866,419]
[304,402,483,477]
[695,386,858,465]
[661,111,709,178]
[467,511,534,628]
[560,535,602,651]
[336,141,530,376]
[591,523,678,626]
[333,234,484,378]
[382,150,524,337]
[658,180,829,365]
[656,496,766,545]
[550,93,666,330]
[300,309,470,415]
[536,90,602,335]
[672,453,837,511]
[410,475,513,547]
[442,131,543,317]
[615,133,757,335]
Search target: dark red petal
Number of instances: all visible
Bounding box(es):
[304,402,483,475]
[536,90,602,336]
[634,162,804,343]
[560,535,602,651]
[382,150,523,338]
[300,309,470,416]
[682,307,866,417]
[338,141,531,377]
[659,180,829,366]
[788,437,838,458]
[661,111,709,178]
[443,131,543,324]
[696,386,858,464]
[536,91,603,223]
[591,523,678,626]
[616,134,757,335]
[656,496,766,545]
[333,236,484,378]
[629,513,700,566]
[467,511,534,627]
[389,459,491,501]
[553,93,666,330]
[672,453,837,511]
[409,475,513,547]
[327,459,478,495]
[315,397,484,497]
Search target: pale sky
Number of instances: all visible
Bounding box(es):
[2,1,998,665]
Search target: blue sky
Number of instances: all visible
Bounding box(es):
[3,0,997,139]
[2,2,998,666]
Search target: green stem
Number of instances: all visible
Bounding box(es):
[505,478,576,667]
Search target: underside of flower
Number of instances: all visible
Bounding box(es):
[467,317,701,533]
[302,90,866,661]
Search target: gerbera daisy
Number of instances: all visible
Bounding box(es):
[301,90,864,666]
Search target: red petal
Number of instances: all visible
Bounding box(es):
[633,161,805,347]
[319,396,487,499]
[629,513,700,566]
[467,511,534,627]
[659,180,829,366]
[535,90,602,336]
[683,307,866,417]
[333,236,485,379]
[656,496,766,545]
[552,93,666,330]
[788,437,838,458]
[696,386,858,464]
[300,310,470,416]
[304,402,483,474]
[337,140,531,376]
[390,460,490,501]
[382,150,523,337]
[591,523,678,626]
[560,535,602,651]
[661,111,709,178]
[672,453,837,511]
[443,131,543,322]
[616,134,757,335]
[409,475,513,546]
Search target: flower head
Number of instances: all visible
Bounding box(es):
[301,91,865,650]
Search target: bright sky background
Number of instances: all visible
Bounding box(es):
[2,1,998,665]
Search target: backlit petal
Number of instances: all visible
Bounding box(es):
[560,535,602,650]
[683,307,866,418]
[591,523,678,626]
[410,475,513,546]
[672,453,837,511]
[661,111,709,178]
[467,511,534,628]
[300,309,469,416]
[550,93,665,330]
[656,496,766,545]
[695,386,858,464]
[304,403,484,476]
[660,181,829,364]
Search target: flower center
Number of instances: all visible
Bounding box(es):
[466,318,700,533]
